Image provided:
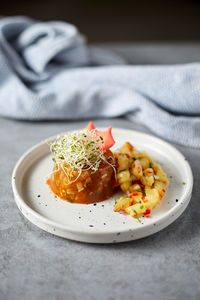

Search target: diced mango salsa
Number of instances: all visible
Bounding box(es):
[114,142,168,221]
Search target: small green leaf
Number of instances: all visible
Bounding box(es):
[132,209,141,223]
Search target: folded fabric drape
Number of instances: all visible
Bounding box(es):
[0,16,200,147]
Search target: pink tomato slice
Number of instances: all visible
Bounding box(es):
[85,122,115,150]
[85,121,95,131]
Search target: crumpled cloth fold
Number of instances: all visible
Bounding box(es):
[0,16,200,147]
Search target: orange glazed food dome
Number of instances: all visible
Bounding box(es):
[47,122,116,204]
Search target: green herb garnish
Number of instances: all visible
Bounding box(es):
[133,209,141,223]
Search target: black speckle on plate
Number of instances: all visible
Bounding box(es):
[176,199,179,202]
[93,203,97,206]
[102,205,104,207]
[37,195,41,198]
[89,225,94,227]
[79,217,81,219]
[89,210,92,212]
[45,204,47,207]
[103,223,106,225]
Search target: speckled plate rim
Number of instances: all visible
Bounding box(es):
[12,128,193,243]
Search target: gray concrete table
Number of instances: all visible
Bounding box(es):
[1,44,200,300]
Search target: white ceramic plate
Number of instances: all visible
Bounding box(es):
[12,128,193,243]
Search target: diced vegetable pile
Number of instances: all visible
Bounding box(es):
[113,142,168,221]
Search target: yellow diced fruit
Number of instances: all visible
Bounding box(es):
[120,181,131,192]
[145,188,160,209]
[114,197,130,212]
[140,151,152,162]
[129,193,143,203]
[131,160,143,178]
[117,170,130,184]
[125,203,146,216]
[154,180,166,197]
[141,175,154,187]
[129,183,141,192]
[129,174,136,182]
[152,163,168,183]
[156,170,168,183]
[120,142,135,157]
[152,163,161,172]
[116,153,129,171]
[143,168,154,176]
[131,152,141,160]
[139,157,150,170]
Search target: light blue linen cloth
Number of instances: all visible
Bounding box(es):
[0,16,200,148]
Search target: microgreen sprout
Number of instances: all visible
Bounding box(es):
[49,129,115,184]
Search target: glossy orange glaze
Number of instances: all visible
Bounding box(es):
[47,150,116,204]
